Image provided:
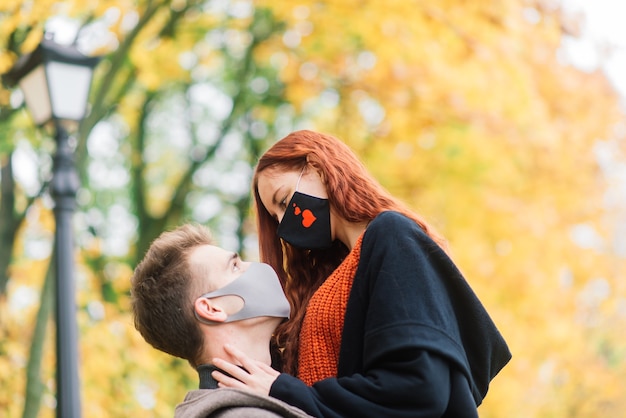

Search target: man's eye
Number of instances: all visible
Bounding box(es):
[233,263,240,272]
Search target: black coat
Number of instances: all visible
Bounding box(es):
[270,211,511,418]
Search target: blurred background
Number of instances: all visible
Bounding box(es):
[1,0,625,417]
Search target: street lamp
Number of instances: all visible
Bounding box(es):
[3,35,100,418]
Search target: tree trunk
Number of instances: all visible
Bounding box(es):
[0,154,18,296]
[22,262,53,418]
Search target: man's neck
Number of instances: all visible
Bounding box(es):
[200,319,277,366]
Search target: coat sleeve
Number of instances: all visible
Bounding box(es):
[269,212,479,418]
[270,350,453,418]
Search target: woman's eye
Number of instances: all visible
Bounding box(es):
[279,196,288,208]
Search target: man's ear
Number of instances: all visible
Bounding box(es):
[194,297,228,323]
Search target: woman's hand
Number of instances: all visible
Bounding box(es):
[212,344,280,396]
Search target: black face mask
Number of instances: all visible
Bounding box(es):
[277,179,333,250]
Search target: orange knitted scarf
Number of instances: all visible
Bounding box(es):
[297,233,364,386]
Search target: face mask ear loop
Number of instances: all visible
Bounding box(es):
[295,165,306,191]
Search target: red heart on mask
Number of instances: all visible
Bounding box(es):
[294,205,301,215]
[301,209,317,228]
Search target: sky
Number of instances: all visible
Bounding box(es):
[560,0,626,256]
[561,0,626,97]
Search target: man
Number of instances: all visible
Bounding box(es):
[131,224,312,418]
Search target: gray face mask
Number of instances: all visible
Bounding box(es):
[195,262,290,324]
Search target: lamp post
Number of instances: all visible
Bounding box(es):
[3,35,100,418]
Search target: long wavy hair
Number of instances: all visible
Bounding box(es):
[252,130,447,375]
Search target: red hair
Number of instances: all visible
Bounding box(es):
[252,130,447,374]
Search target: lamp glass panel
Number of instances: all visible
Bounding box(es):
[19,65,52,125]
[46,61,93,121]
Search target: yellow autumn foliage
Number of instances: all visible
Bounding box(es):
[1,0,625,417]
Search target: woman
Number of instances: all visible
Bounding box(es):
[212,130,511,417]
